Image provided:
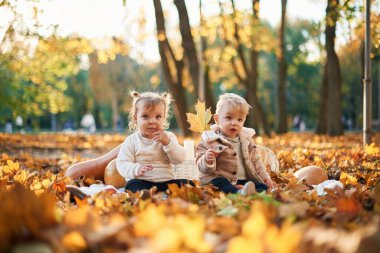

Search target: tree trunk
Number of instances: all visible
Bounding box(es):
[111,92,118,131]
[153,0,190,136]
[202,30,216,113]
[316,63,329,134]
[325,0,343,136]
[276,0,288,133]
[173,0,199,95]
[219,0,270,136]
[248,48,270,136]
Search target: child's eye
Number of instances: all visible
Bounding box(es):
[156,115,162,119]
[226,116,231,120]
[238,118,243,122]
[142,115,148,118]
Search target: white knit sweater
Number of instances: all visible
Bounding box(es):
[116,131,186,182]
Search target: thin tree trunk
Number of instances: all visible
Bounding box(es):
[153,0,190,136]
[276,0,288,133]
[173,0,199,95]
[111,93,118,131]
[202,29,216,113]
[316,63,329,134]
[325,0,343,136]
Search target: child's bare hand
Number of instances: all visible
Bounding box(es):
[137,164,153,176]
[205,149,219,165]
[152,130,170,146]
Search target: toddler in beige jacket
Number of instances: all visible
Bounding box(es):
[196,93,276,195]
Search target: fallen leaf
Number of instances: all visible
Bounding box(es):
[186,100,213,133]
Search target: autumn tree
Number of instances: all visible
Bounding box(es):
[276,0,288,133]
[218,0,271,136]
[152,0,196,136]
[317,0,345,136]
[0,35,92,118]
[88,37,158,130]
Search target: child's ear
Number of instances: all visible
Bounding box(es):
[213,114,219,124]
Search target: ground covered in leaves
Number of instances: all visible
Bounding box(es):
[1,132,380,253]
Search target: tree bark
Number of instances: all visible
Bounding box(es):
[276,0,288,133]
[316,63,329,134]
[325,0,343,136]
[173,0,199,95]
[153,0,191,136]
[200,24,216,113]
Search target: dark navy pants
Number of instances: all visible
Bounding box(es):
[210,177,268,194]
[125,179,194,193]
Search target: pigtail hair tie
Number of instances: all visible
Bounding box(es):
[130,91,140,98]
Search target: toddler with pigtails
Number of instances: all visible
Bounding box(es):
[116,91,190,193]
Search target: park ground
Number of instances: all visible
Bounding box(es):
[1,132,380,253]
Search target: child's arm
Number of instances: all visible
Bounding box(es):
[251,147,276,188]
[161,132,186,164]
[196,141,217,174]
[116,137,141,180]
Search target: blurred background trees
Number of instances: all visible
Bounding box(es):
[0,0,379,137]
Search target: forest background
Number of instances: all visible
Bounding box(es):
[1,0,380,137]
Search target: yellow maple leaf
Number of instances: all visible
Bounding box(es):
[365,143,380,155]
[186,100,213,133]
[340,172,357,185]
[1,160,20,175]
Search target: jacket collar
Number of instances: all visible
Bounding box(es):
[201,124,256,143]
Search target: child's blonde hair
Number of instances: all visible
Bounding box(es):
[128,91,171,131]
[215,93,251,115]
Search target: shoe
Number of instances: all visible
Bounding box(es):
[239,181,256,196]
[139,189,151,200]
[66,185,89,200]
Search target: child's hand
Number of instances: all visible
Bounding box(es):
[263,178,277,189]
[152,130,170,146]
[137,164,153,177]
[205,149,219,165]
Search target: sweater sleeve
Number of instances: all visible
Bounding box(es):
[162,132,186,165]
[195,140,216,174]
[116,136,140,180]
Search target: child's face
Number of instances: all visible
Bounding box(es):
[214,104,247,138]
[134,103,165,139]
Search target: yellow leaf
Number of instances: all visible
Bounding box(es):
[62,231,87,251]
[365,143,380,155]
[13,170,28,184]
[134,205,166,237]
[227,236,263,253]
[186,100,213,133]
[174,215,211,252]
[1,160,20,175]
[151,227,182,252]
[340,172,357,185]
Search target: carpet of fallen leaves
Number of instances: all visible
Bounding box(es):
[1,132,380,253]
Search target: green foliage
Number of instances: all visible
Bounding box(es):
[0,36,92,118]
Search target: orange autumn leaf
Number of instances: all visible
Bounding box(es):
[186,100,213,133]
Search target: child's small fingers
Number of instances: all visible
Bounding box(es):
[211,151,220,157]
